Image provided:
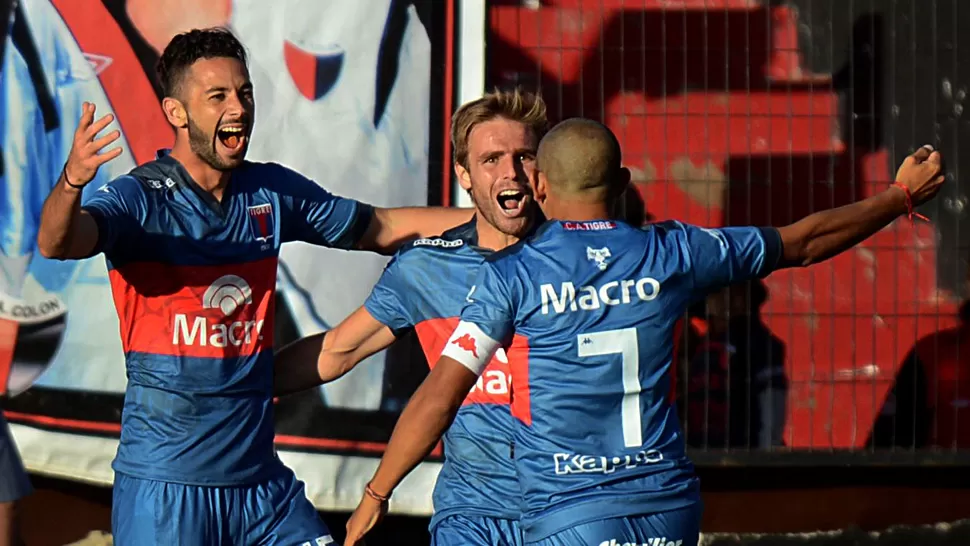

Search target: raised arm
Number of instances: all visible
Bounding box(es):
[273,306,397,397]
[356,207,474,255]
[777,145,944,268]
[36,102,123,260]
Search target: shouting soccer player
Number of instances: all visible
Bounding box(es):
[35,28,469,545]
[343,119,945,546]
[274,88,548,545]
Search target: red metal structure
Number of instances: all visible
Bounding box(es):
[487,0,961,452]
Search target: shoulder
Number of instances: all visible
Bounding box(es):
[643,219,690,238]
[85,174,149,207]
[397,234,467,261]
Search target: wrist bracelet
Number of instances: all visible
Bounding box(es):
[364,482,390,503]
[889,182,928,223]
[63,167,84,190]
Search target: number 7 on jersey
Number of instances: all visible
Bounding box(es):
[577,327,643,448]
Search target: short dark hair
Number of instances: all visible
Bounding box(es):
[156,27,248,98]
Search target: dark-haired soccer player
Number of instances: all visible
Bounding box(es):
[36,27,469,545]
[344,119,944,546]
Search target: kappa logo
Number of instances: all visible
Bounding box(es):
[451,333,479,358]
[202,275,253,316]
[413,238,464,248]
[598,539,682,546]
[248,204,275,244]
[587,246,611,271]
[147,178,176,190]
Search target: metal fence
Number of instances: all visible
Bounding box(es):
[486,0,970,464]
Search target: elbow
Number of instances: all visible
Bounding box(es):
[36,235,65,260]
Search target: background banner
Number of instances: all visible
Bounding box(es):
[0,0,451,515]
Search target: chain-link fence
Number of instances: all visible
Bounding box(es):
[487,0,970,463]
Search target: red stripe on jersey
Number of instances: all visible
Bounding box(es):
[506,334,531,426]
[414,317,516,407]
[108,258,277,358]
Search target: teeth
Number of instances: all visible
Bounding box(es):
[220,127,243,134]
[499,190,521,197]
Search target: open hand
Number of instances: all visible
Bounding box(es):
[64,102,123,187]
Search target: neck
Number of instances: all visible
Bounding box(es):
[476,217,522,251]
[542,199,613,223]
[169,139,231,200]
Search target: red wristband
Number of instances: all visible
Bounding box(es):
[890,182,929,223]
[364,482,390,503]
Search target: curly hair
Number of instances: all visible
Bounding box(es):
[156,27,248,98]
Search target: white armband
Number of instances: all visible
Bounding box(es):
[440,321,501,375]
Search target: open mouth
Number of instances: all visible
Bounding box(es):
[497,189,528,217]
[217,125,247,153]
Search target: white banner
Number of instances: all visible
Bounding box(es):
[0,0,446,515]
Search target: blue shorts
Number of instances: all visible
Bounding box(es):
[112,468,334,546]
[431,514,524,546]
[527,504,701,546]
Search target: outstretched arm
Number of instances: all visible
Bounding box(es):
[274,306,397,397]
[37,102,123,259]
[776,145,944,268]
[356,207,474,255]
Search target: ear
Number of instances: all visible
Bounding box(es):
[455,162,472,193]
[533,170,549,203]
[162,97,188,129]
[618,166,632,189]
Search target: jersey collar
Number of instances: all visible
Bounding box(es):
[152,148,236,218]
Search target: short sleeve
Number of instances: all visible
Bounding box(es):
[81,176,146,257]
[681,223,782,292]
[441,261,515,376]
[275,165,374,249]
[363,251,415,334]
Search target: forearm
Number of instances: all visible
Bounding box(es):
[274,335,328,397]
[368,383,458,496]
[36,172,85,259]
[362,207,474,253]
[274,319,395,396]
[779,188,908,267]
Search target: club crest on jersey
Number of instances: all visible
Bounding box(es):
[587,246,611,271]
[248,204,275,245]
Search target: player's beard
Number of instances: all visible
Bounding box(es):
[187,115,236,171]
[469,185,532,238]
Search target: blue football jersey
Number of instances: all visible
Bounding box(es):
[81,150,373,486]
[364,219,521,527]
[442,219,782,541]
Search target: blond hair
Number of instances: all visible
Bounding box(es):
[451,87,548,169]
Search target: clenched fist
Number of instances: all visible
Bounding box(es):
[894,144,945,207]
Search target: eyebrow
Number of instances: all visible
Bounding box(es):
[205,82,253,94]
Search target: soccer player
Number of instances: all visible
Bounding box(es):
[274,88,548,545]
[35,28,470,545]
[0,413,31,546]
[343,119,945,546]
